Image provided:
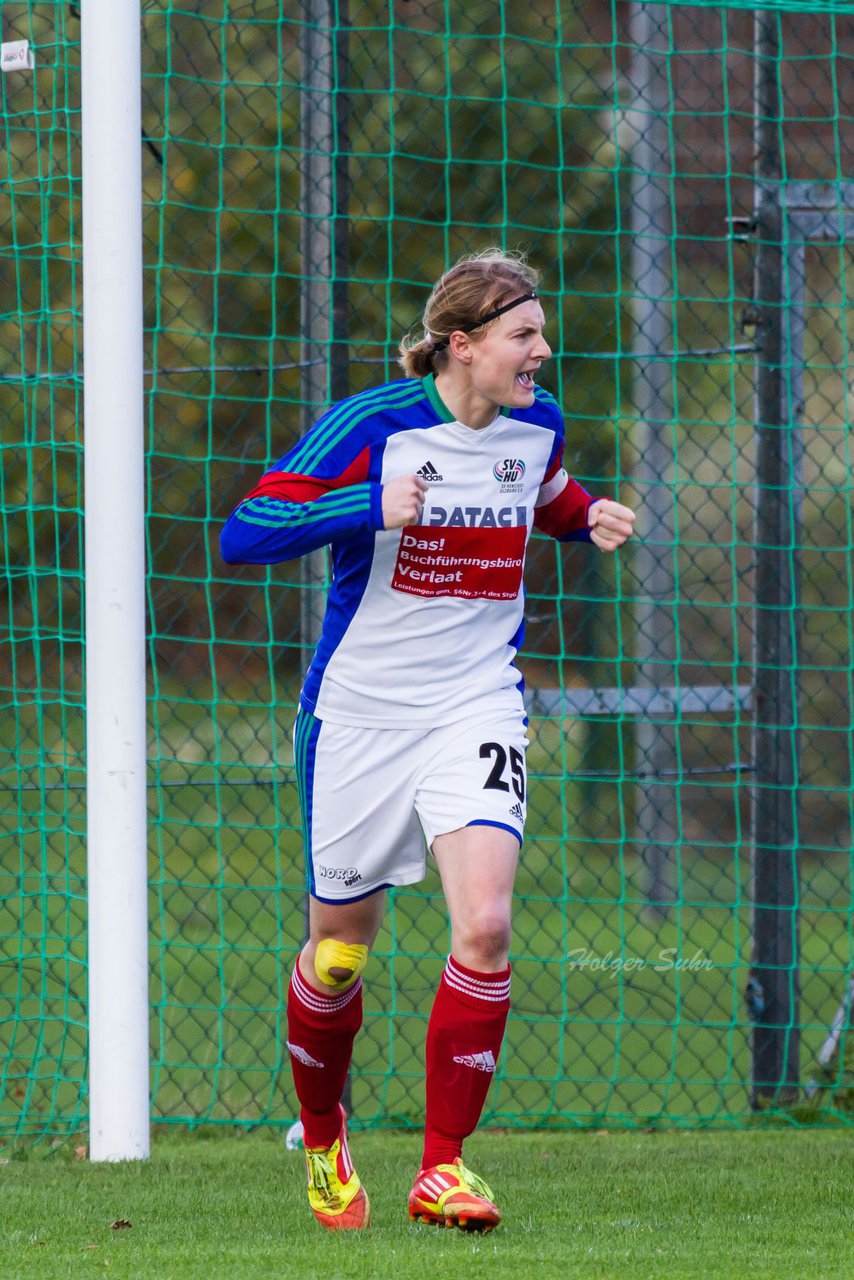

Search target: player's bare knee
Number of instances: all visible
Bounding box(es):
[455,913,511,968]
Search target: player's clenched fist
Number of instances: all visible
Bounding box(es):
[588,498,637,552]
[382,474,428,530]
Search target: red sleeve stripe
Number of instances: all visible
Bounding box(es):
[533,475,592,538]
[240,445,372,506]
[243,471,330,504]
[541,441,564,484]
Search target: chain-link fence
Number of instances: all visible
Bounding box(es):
[1,0,853,1139]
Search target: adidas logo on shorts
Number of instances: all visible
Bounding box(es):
[452,1049,497,1073]
[287,1042,325,1068]
[508,801,524,821]
[416,460,443,482]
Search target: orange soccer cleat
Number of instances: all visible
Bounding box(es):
[409,1157,501,1232]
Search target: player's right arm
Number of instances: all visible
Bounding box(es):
[381,474,427,529]
[220,411,379,564]
[220,429,426,565]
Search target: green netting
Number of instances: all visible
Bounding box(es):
[1,0,853,1141]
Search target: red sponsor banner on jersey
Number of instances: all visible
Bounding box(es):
[391,525,526,600]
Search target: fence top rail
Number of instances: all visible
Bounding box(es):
[784,182,854,210]
[526,685,753,718]
[664,1,854,11]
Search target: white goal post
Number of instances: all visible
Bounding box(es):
[82,0,150,1161]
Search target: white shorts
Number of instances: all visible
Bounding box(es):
[293,704,528,902]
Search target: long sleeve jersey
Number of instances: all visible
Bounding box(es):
[221,373,596,728]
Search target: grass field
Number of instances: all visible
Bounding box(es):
[2,1130,853,1280]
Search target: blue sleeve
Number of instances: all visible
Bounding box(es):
[220,481,385,565]
[220,391,392,565]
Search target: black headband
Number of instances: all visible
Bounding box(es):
[430,291,538,353]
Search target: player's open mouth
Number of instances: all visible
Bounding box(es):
[515,372,535,389]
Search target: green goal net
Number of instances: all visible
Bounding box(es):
[1,0,853,1140]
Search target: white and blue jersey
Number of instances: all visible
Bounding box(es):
[220,374,595,729]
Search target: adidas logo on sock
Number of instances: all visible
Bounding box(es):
[416,460,443,482]
[452,1049,497,1073]
[287,1041,325,1068]
[508,801,524,821]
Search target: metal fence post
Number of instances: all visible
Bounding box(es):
[332,2,350,407]
[748,7,801,1109]
[299,0,350,644]
[628,1,677,915]
[298,0,351,1115]
[300,2,334,654]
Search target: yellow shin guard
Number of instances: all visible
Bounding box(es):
[314,939,369,991]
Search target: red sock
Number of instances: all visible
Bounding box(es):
[422,956,511,1169]
[286,957,362,1149]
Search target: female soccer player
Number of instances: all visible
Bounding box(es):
[220,249,635,1233]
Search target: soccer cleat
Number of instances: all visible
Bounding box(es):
[409,1157,500,1232]
[304,1108,370,1230]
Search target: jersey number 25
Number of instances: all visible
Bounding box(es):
[479,742,525,802]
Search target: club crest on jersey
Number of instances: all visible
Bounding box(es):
[493,458,526,493]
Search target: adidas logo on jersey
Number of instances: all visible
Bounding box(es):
[287,1042,325,1069]
[453,1049,497,1073]
[508,801,524,821]
[416,460,443,482]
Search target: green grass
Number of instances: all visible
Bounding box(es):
[2,1131,853,1280]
